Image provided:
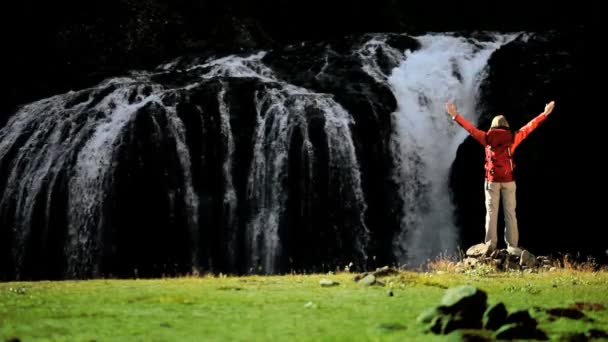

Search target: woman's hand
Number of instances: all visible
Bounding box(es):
[446,102,458,119]
[543,101,555,115]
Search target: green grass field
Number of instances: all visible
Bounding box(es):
[1,266,607,341]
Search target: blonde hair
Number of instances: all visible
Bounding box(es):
[490,115,510,128]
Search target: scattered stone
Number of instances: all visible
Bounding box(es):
[371,265,399,277]
[539,256,553,266]
[319,278,339,287]
[417,286,487,334]
[586,328,608,339]
[352,265,399,282]
[546,307,590,321]
[441,285,487,319]
[520,250,537,268]
[442,313,483,334]
[505,259,520,270]
[494,323,548,340]
[304,301,316,308]
[505,309,537,328]
[217,286,243,291]
[446,330,492,341]
[357,274,377,286]
[569,302,606,311]
[483,302,507,331]
[417,306,449,325]
[559,328,608,341]
[490,258,502,268]
[376,322,407,331]
[559,332,589,341]
[8,287,27,295]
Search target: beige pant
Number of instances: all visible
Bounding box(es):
[484,180,518,250]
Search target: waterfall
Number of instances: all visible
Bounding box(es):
[0,75,203,278]
[191,53,369,273]
[246,88,369,273]
[66,82,165,276]
[0,48,370,278]
[387,33,516,267]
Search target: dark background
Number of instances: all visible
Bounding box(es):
[1,1,597,119]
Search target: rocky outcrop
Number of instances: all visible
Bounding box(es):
[459,243,555,272]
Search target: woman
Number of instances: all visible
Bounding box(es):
[445,100,555,256]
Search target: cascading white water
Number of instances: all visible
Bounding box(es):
[356,36,406,83]
[323,98,369,257]
[0,93,80,276]
[387,33,516,267]
[217,83,238,268]
[247,88,369,273]
[0,75,203,277]
[246,89,296,273]
[0,48,370,277]
[165,104,201,272]
[67,83,165,276]
[191,52,369,273]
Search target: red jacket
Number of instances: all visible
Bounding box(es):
[454,112,549,182]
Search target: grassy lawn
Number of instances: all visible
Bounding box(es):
[1,266,607,341]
